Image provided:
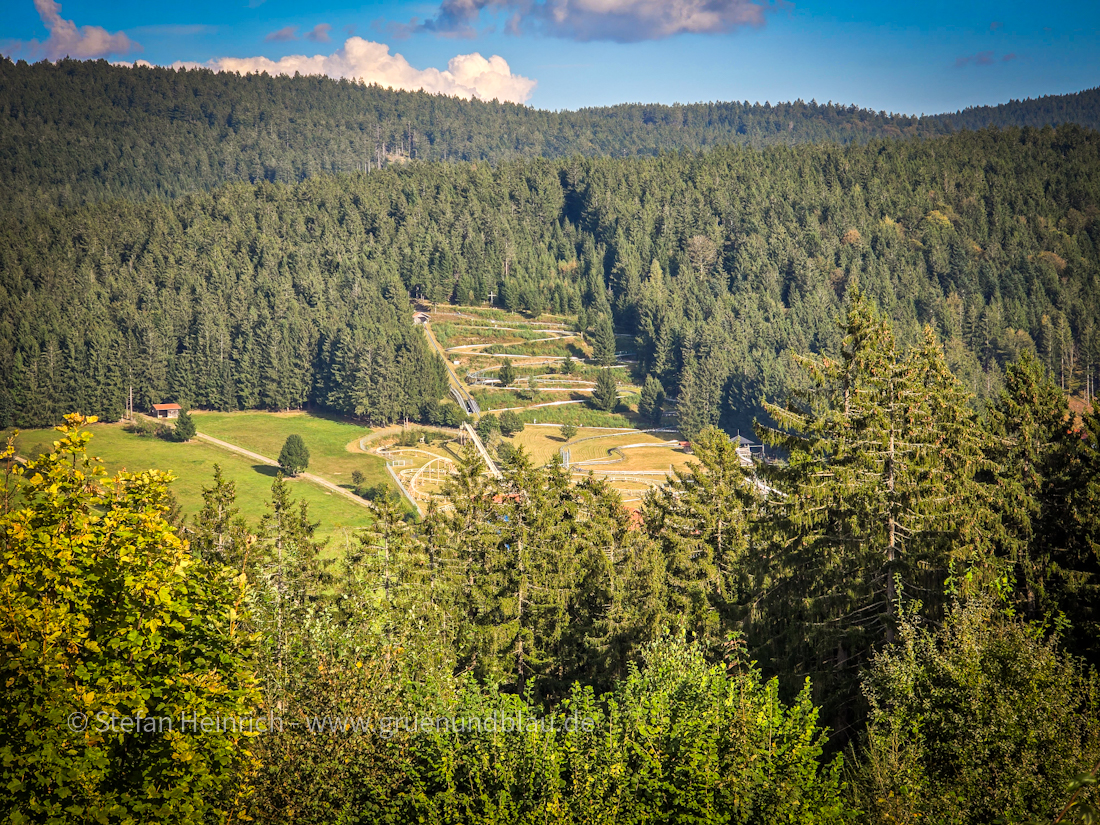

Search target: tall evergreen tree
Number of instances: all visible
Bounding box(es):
[591,368,619,412]
[591,314,617,367]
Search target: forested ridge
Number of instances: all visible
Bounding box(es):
[2,57,1099,212]
[3,124,1099,435]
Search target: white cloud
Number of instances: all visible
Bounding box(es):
[408,0,768,42]
[31,0,138,59]
[177,37,536,104]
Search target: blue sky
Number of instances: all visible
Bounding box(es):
[2,0,1098,113]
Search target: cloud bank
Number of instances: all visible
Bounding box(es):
[176,37,536,104]
[21,0,138,60]
[404,0,769,42]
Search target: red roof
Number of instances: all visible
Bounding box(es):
[152,403,181,411]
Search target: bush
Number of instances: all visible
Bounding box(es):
[856,597,1100,825]
[475,413,500,441]
[278,434,310,476]
[560,422,578,441]
[379,640,852,824]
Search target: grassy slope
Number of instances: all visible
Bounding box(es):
[192,410,390,491]
[11,422,374,547]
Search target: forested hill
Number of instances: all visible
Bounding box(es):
[2,57,1099,212]
[2,125,1098,433]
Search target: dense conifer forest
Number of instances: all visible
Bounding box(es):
[2,121,1098,434]
[1,57,1098,211]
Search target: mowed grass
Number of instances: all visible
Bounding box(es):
[10,422,374,547]
[193,411,392,493]
[508,427,689,469]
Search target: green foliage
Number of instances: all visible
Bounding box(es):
[4,59,1098,215]
[498,358,516,388]
[753,292,1000,719]
[190,463,251,571]
[591,368,619,412]
[385,639,852,825]
[173,408,197,442]
[856,597,1100,825]
[0,416,260,823]
[4,125,1100,437]
[559,422,578,441]
[638,375,665,425]
[435,447,664,698]
[590,314,617,367]
[475,413,500,441]
[278,434,310,476]
[560,355,576,374]
[499,410,525,437]
[645,426,760,643]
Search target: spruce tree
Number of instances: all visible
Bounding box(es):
[498,359,516,388]
[753,291,998,724]
[638,376,665,425]
[591,368,619,412]
[591,314,617,367]
[173,408,196,442]
[278,434,310,476]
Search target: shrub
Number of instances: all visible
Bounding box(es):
[856,597,1100,825]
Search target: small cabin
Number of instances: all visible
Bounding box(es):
[152,403,181,419]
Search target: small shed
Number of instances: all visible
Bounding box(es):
[152,403,181,419]
[412,312,430,325]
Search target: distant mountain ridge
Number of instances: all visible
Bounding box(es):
[1,57,1098,212]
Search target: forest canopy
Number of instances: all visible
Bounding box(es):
[1,123,1098,434]
[1,57,1098,212]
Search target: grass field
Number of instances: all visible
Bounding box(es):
[192,410,392,493]
[10,422,374,549]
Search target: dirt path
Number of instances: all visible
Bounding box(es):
[193,432,372,511]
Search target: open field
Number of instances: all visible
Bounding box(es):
[193,411,392,494]
[9,422,374,549]
[505,424,693,507]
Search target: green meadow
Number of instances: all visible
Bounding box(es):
[9,416,388,549]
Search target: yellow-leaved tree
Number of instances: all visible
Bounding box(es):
[0,415,260,824]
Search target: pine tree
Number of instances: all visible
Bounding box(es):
[591,314,617,367]
[591,368,619,412]
[644,426,759,641]
[498,358,516,388]
[278,434,310,476]
[190,464,251,571]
